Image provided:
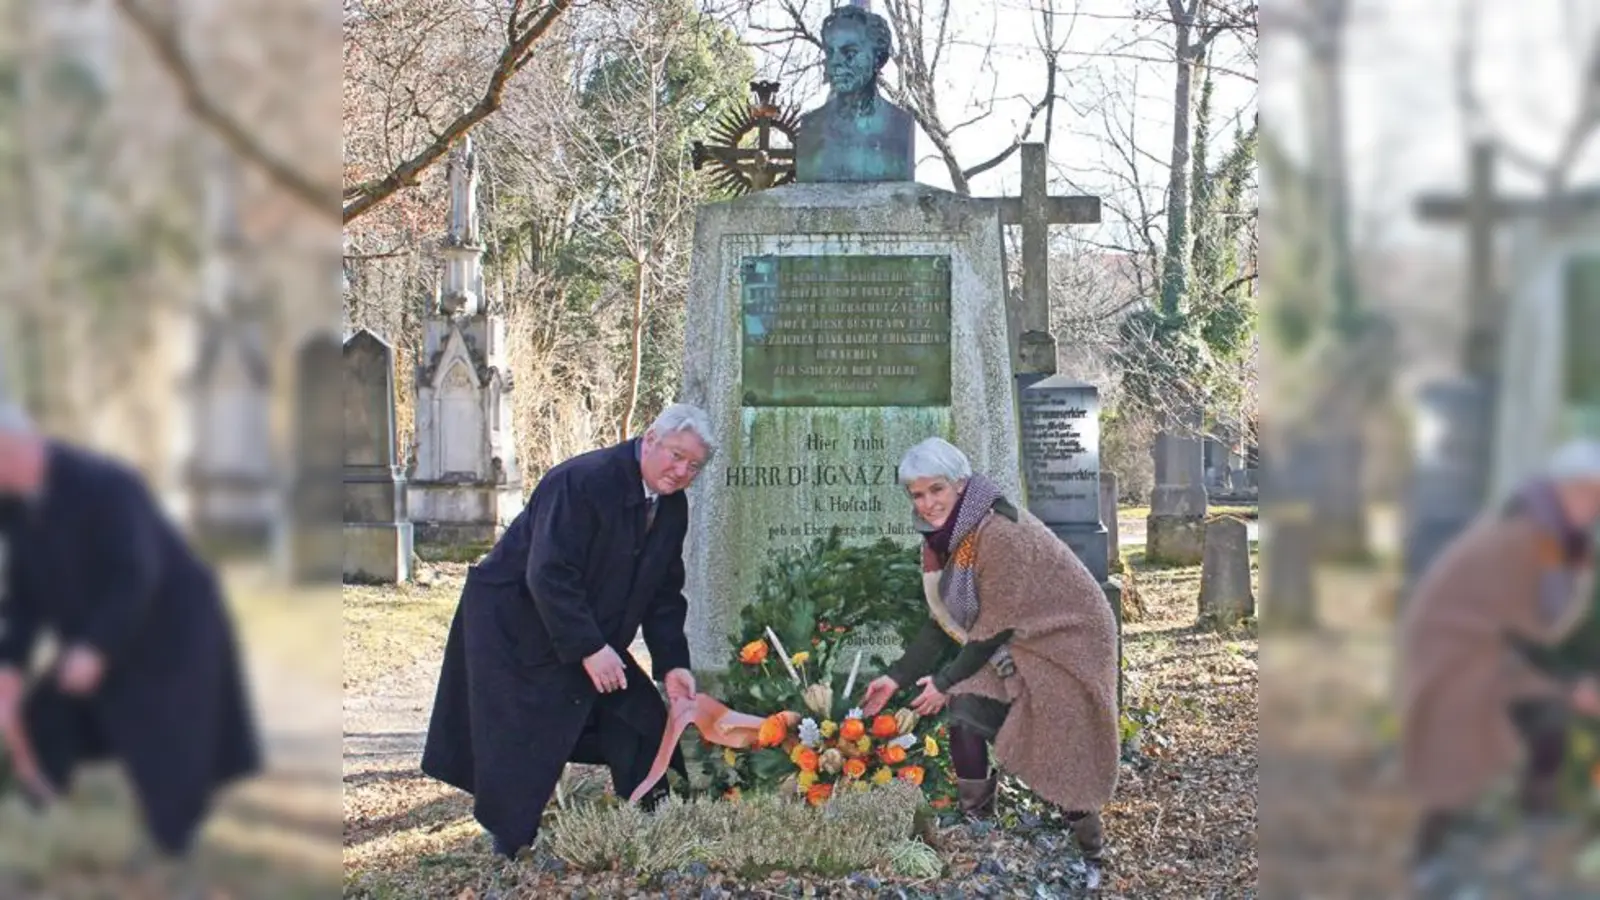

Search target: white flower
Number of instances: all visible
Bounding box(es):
[891,734,917,750]
[847,707,865,721]
[798,717,822,748]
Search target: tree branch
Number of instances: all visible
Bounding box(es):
[113,0,341,218]
[342,0,575,224]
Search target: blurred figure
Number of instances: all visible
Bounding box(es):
[0,404,262,876]
[1399,439,1600,888]
[858,437,1119,889]
[421,403,713,859]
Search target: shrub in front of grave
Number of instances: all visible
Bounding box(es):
[545,778,941,879]
[679,531,959,809]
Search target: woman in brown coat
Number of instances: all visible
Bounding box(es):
[860,437,1120,886]
[1400,439,1600,886]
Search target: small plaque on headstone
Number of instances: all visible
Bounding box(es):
[740,255,952,407]
[1018,377,1102,525]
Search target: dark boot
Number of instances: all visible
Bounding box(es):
[1067,810,1105,890]
[956,775,997,818]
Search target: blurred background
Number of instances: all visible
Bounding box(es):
[1260,0,1600,895]
[0,0,341,896]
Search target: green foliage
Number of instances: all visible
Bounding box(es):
[676,530,958,807]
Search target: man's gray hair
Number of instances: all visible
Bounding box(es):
[1547,439,1600,482]
[647,403,717,462]
[897,437,972,485]
[0,402,34,435]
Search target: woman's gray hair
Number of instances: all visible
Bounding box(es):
[1547,439,1600,482]
[897,437,972,485]
[647,403,717,462]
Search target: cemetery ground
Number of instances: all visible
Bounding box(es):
[343,509,1266,899]
[0,566,343,899]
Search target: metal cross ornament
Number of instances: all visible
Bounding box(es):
[691,81,800,195]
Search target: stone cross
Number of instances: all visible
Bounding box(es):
[980,143,1102,375]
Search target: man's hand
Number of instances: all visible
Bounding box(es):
[909,676,947,716]
[582,645,628,694]
[860,675,899,716]
[664,668,696,703]
[56,644,105,697]
[1572,675,1600,717]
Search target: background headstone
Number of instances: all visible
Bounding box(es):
[1100,471,1121,571]
[1199,516,1255,623]
[1017,376,1107,583]
[275,333,344,584]
[343,329,413,583]
[1147,412,1208,565]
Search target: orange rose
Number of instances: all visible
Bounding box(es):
[870,715,899,739]
[757,714,787,748]
[805,782,833,806]
[839,718,866,742]
[898,765,925,785]
[843,758,867,779]
[739,640,769,665]
[797,748,819,772]
[879,744,908,765]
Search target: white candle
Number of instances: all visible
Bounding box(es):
[764,626,801,683]
[842,650,863,702]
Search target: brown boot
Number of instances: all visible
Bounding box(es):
[956,775,997,818]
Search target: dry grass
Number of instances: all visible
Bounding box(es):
[343,565,464,695]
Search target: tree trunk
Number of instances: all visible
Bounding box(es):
[619,259,648,441]
[1160,2,1196,319]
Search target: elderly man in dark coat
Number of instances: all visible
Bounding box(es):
[421,403,715,857]
[0,404,262,863]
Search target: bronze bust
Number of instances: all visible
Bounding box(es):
[793,5,916,183]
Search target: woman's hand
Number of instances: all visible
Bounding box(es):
[861,675,899,716]
[910,676,947,716]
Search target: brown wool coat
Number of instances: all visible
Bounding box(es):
[1398,514,1594,812]
[946,508,1121,811]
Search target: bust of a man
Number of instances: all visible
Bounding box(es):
[793,5,916,183]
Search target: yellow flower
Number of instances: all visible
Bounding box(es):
[724,747,738,766]
[791,651,811,666]
[851,780,870,793]
[798,770,818,789]
[857,736,872,753]
[924,736,939,757]
[820,720,838,738]
[789,744,806,764]
[871,767,894,786]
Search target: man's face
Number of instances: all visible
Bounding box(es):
[640,429,710,496]
[823,20,877,95]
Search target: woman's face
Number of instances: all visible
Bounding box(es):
[907,476,965,529]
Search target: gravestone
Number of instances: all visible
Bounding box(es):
[1148,415,1208,565]
[1262,511,1317,631]
[275,333,344,584]
[1100,471,1121,571]
[409,135,522,546]
[343,329,413,583]
[680,188,1020,671]
[1199,517,1254,623]
[188,313,275,548]
[1017,376,1107,583]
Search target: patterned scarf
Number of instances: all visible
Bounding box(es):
[1505,478,1593,630]
[920,473,1005,632]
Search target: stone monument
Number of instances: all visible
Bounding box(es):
[277,333,344,584]
[408,135,522,546]
[344,329,414,583]
[679,2,1019,672]
[1018,377,1108,583]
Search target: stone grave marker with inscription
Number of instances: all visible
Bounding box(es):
[1017,376,1108,582]
[343,329,414,583]
[680,183,1021,672]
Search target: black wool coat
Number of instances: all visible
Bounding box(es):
[420,438,694,848]
[0,442,262,854]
